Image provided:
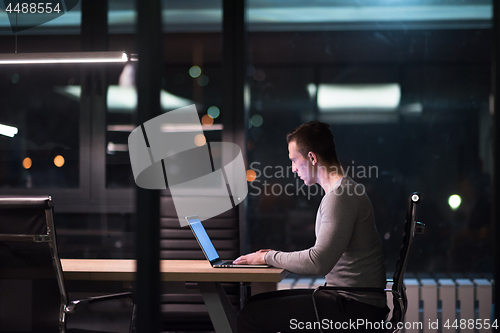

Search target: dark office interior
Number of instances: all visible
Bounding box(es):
[0,0,498,332]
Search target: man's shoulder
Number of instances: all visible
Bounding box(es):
[319,177,369,209]
[332,177,367,196]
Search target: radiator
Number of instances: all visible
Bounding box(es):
[277,277,495,333]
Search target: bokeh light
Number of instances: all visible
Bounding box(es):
[207,106,220,119]
[448,194,461,210]
[22,157,32,169]
[194,134,206,146]
[202,114,214,126]
[246,169,257,182]
[54,155,65,167]
[251,114,264,127]
[197,74,209,86]
[189,66,201,78]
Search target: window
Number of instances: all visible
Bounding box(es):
[245,0,493,275]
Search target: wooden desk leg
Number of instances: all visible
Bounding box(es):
[197,282,237,333]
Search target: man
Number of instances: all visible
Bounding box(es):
[234,121,389,332]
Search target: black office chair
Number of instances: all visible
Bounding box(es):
[0,196,134,333]
[312,192,425,333]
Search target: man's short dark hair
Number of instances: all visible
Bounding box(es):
[286,121,340,166]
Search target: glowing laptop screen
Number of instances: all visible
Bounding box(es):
[187,217,220,263]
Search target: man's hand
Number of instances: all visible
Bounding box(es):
[233,249,273,265]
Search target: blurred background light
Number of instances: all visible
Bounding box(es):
[201,114,214,126]
[251,114,264,127]
[207,106,220,119]
[107,142,128,154]
[0,123,19,137]
[448,194,461,210]
[189,66,202,78]
[55,85,192,112]
[11,73,19,84]
[197,74,209,86]
[194,134,206,146]
[246,169,257,182]
[307,83,317,99]
[54,155,65,168]
[22,157,32,169]
[317,83,401,111]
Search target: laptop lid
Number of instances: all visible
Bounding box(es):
[185,215,221,265]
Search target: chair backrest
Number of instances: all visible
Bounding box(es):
[389,192,424,327]
[0,196,68,332]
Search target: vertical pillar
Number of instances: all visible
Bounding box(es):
[81,0,108,198]
[81,0,108,52]
[135,0,162,332]
[492,1,500,329]
[222,0,248,255]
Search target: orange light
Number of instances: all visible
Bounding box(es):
[54,155,65,167]
[194,134,206,146]
[22,157,32,169]
[246,169,257,182]
[201,114,214,126]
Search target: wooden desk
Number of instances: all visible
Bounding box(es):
[61,259,287,282]
[61,259,288,333]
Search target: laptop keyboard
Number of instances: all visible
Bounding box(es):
[219,260,234,267]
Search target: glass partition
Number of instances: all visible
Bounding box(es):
[245,0,493,276]
[0,65,80,188]
[105,0,223,189]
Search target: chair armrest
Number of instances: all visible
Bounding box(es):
[415,221,425,234]
[64,291,133,314]
[313,285,405,332]
[314,286,404,319]
[315,286,403,307]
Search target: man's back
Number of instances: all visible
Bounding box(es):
[323,176,386,308]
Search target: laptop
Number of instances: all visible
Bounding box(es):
[186,215,270,268]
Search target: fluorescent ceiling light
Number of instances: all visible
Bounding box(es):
[107,124,223,132]
[107,6,493,27]
[107,125,137,132]
[107,142,129,154]
[55,85,193,112]
[0,51,128,64]
[248,6,491,24]
[400,103,423,114]
[0,123,18,137]
[161,124,223,132]
[317,83,401,111]
[0,5,491,34]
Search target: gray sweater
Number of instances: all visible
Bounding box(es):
[265,176,387,308]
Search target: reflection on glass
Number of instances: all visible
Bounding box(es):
[246,1,493,275]
[0,66,80,188]
[105,63,223,188]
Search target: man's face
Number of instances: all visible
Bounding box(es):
[288,141,316,186]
